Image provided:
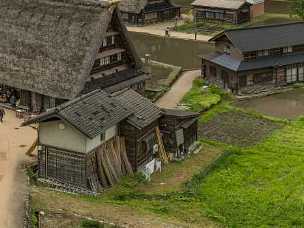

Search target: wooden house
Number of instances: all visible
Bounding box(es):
[191,0,251,24]
[0,0,148,113]
[112,89,162,171]
[159,109,199,159]
[22,90,134,193]
[202,22,304,95]
[118,0,181,25]
[247,0,265,18]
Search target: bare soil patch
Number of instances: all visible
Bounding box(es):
[198,111,282,147]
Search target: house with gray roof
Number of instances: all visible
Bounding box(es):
[0,0,148,113]
[202,22,304,94]
[191,0,251,24]
[118,0,180,25]
[22,88,199,192]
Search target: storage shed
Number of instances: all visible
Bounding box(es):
[159,109,199,159]
[22,90,134,193]
[113,89,162,171]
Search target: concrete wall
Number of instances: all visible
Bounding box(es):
[39,120,118,153]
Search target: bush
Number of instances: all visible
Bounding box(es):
[80,219,102,228]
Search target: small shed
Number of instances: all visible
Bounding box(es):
[113,89,162,171]
[159,109,199,159]
[22,90,133,193]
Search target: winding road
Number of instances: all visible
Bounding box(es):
[156,70,201,108]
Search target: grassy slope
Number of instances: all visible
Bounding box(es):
[31,81,304,227]
[199,119,304,226]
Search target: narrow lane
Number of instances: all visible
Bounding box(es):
[156,70,201,108]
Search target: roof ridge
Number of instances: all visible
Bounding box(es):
[224,21,304,33]
[56,89,103,111]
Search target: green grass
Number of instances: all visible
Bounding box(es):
[182,79,223,112]
[176,12,301,35]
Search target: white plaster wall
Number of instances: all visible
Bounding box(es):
[39,121,118,153]
[39,120,86,153]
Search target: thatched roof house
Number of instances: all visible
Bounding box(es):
[0,0,147,112]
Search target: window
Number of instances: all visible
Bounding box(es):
[257,50,269,57]
[283,46,293,54]
[253,71,273,84]
[224,45,231,54]
[100,133,105,141]
[244,52,257,61]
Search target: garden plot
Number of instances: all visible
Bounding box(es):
[198,111,282,147]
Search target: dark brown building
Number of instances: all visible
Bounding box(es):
[159,109,199,159]
[192,0,251,24]
[0,0,148,113]
[202,22,304,95]
[119,0,181,25]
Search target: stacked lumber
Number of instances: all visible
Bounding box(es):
[155,127,169,164]
[95,136,133,187]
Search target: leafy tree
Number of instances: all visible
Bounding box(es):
[293,0,304,20]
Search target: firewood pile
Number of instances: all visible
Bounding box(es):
[91,136,133,190]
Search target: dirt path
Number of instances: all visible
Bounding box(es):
[0,110,36,228]
[127,26,211,42]
[156,70,201,108]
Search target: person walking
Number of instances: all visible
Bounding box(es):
[0,108,5,123]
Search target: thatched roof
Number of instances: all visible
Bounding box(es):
[0,0,140,100]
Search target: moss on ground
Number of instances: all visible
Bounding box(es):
[182,79,223,112]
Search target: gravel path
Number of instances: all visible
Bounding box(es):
[0,110,36,228]
[127,26,211,42]
[156,70,201,108]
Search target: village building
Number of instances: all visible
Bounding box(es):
[112,89,162,171]
[118,0,181,25]
[0,0,148,113]
[191,0,252,24]
[22,88,200,192]
[159,109,199,159]
[202,22,304,94]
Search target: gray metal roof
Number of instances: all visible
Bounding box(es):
[22,90,132,139]
[191,0,248,9]
[204,52,304,72]
[161,108,199,118]
[112,89,161,129]
[211,22,304,52]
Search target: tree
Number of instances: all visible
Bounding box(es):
[293,0,304,20]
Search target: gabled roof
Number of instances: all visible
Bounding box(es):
[210,22,304,52]
[118,0,177,14]
[0,0,142,100]
[22,90,132,139]
[112,89,161,129]
[191,0,248,9]
[161,108,200,118]
[204,52,304,72]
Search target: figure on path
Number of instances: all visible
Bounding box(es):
[0,108,5,123]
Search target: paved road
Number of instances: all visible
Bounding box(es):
[0,110,36,228]
[156,70,201,108]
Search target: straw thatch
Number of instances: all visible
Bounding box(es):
[0,0,139,100]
